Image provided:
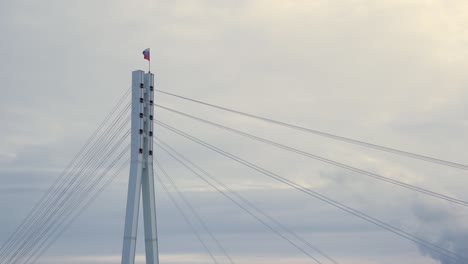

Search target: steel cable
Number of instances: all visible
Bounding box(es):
[9,127,130,264]
[4,109,130,263]
[0,89,130,261]
[23,147,130,264]
[153,120,466,263]
[155,166,219,264]
[155,90,468,170]
[155,138,338,264]
[155,157,235,264]
[154,104,468,207]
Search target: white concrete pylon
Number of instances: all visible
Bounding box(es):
[121,70,159,264]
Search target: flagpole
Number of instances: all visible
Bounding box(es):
[143,48,151,73]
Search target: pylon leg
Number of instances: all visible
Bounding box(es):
[121,70,159,264]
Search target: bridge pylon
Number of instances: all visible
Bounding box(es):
[121,70,159,264]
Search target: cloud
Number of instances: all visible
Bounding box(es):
[40,253,420,264]
[1,0,468,263]
[412,200,468,264]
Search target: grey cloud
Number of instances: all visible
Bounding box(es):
[1,0,468,263]
[412,201,468,264]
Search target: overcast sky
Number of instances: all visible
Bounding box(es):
[1,1,468,264]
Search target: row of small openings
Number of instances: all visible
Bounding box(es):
[138,149,153,155]
[138,82,154,156]
[139,130,154,137]
[139,113,143,118]
[139,98,154,105]
[139,113,153,120]
[139,83,154,91]
[139,130,153,136]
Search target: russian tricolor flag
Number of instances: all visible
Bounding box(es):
[142,48,150,61]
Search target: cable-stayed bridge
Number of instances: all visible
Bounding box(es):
[0,69,467,264]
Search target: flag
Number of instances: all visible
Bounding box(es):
[142,48,150,61]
